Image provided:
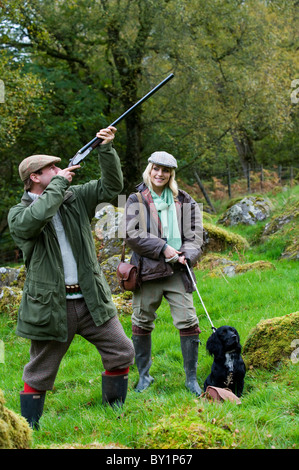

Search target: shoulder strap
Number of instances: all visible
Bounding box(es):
[121,192,147,261]
[135,191,147,232]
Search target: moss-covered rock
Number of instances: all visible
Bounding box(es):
[112,292,133,315]
[100,255,123,294]
[197,254,275,278]
[94,205,126,263]
[0,389,32,449]
[203,223,249,252]
[234,260,276,274]
[139,405,239,449]
[281,240,299,260]
[0,286,22,322]
[262,199,299,260]
[243,312,299,369]
[0,266,26,290]
[263,200,299,237]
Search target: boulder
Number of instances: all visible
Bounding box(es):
[203,223,249,253]
[0,286,22,321]
[218,196,272,226]
[94,205,127,262]
[0,389,32,449]
[0,266,25,290]
[262,199,299,261]
[243,312,299,369]
[138,402,239,449]
[197,254,275,278]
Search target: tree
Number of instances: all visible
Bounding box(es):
[0,48,43,236]
[1,0,175,195]
[0,0,297,207]
[148,0,297,176]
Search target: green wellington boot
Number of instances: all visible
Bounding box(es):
[102,372,129,407]
[20,392,46,430]
[180,335,202,396]
[132,333,154,392]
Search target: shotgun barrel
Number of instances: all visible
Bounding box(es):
[69,73,174,166]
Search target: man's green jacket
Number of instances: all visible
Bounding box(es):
[8,143,123,342]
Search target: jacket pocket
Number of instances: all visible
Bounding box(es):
[21,285,52,326]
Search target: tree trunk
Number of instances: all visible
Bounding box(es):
[231,130,255,178]
[194,170,216,213]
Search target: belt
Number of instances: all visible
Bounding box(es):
[65,284,81,294]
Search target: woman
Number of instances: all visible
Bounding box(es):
[125,151,203,396]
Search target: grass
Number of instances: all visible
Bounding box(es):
[0,186,298,450]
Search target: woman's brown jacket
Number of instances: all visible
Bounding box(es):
[125,182,203,293]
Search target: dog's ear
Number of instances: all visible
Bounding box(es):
[206,331,223,358]
[231,327,242,350]
[232,327,239,339]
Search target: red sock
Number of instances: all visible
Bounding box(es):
[104,367,129,376]
[23,383,43,393]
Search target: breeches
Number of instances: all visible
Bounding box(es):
[132,271,199,332]
[23,298,135,390]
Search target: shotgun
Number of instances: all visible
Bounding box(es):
[68,73,174,167]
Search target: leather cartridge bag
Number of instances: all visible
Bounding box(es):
[117,242,140,292]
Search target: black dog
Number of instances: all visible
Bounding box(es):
[204,326,246,397]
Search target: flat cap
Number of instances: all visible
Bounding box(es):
[148,151,177,169]
[19,154,61,181]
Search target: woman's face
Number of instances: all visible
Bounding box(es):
[150,164,171,194]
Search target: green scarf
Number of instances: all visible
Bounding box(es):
[150,187,182,250]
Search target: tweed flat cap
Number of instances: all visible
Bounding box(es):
[19,154,61,181]
[148,151,177,168]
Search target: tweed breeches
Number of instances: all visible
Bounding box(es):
[22,298,135,391]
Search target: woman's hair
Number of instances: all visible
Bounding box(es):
[143,163,178,198]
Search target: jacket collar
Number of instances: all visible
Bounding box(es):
[21,189,75,207]
[135,182,147,192]
[135,181,183,203]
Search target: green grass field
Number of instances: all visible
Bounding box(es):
[0,186,298,449]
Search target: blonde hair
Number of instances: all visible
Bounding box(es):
[143,163,178,198]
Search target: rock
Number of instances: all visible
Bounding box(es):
[138,402,239,449]
[197,254,275,278]
[218,196,273,226]
[281,242,299,261]
[0,266,26,290]
[263,200,299,237]
[261,199,299,260]
[243,312,299,369]
[0,267,24,322]
[0,286,23,321]
[203,222,249,252]
[94,205,126,262]
[0,389,32,449]
[112,292,133,315]
[101,255,125,294]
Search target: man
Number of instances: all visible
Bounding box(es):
[8,127,134,429]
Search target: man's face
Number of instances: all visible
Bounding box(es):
[31,163,61,191]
